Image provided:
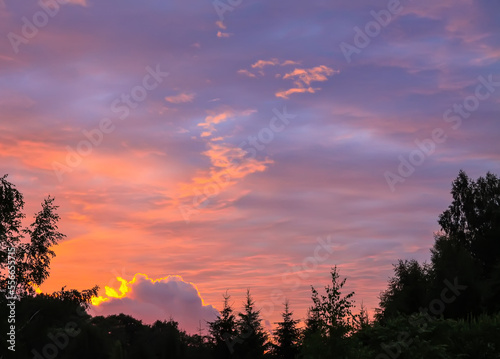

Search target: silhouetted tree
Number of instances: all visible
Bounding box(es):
[1,174,25,292]
[376,171,500,321]
[208,291,238,358]
[354,302,370,331]
[272,300,300,359]
[150,319,185,359]
[376,259,431,321]
[0,287,104,358]
[182,330,211,359]
[302,266,355,358]
[0,175,102,358]
[438,171,500,275]
[430,234,483,318]
[2,170,500,358]
[0,175,24,263]
[0,175,65,297]
[301,306,325,359]
[234,289,268,359]
[432,170,500,315]
[50,285,99,307]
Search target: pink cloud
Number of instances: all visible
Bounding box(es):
[91,274,219,333]
[237,69,257,78]
[217,31,231,38]
[165,92,195,104]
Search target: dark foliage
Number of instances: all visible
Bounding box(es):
[1,171,500,358]
[272,300,301,359]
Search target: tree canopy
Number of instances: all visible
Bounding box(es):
[2,171,500,358]
[0,175,65,297]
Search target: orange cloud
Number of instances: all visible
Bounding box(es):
[0,139,64,171]
[175,139,273,223]
[202,142,273,179]
[178,141,273,198]
[251,58,280,69]
[276,65,338,99]
[283,65,338,86]
[275,86,318,99]
[215,21,226,30]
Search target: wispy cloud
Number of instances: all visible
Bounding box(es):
[197,108,255,137]
[251,58,280,69]
[281,60,301,66]
[276,65,339,99]
[237,69,257,78]
[2,0,498,331]
[275,86,318,99]
[283,65,339,86]
[215,21,226,30]
[238,58,303,78]
[176,140,274,211]
[165,92,195,104]
[217,31,232,38]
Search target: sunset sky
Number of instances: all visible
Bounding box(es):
[1,0,499,333]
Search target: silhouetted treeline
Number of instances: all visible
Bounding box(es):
[1,171,500,358]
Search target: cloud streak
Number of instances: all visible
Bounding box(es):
[165,92,195,104]
[1,0,498,330]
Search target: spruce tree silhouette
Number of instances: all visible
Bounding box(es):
[234,289,268,359]
[207,291,238,359]
[272,300,300,359]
